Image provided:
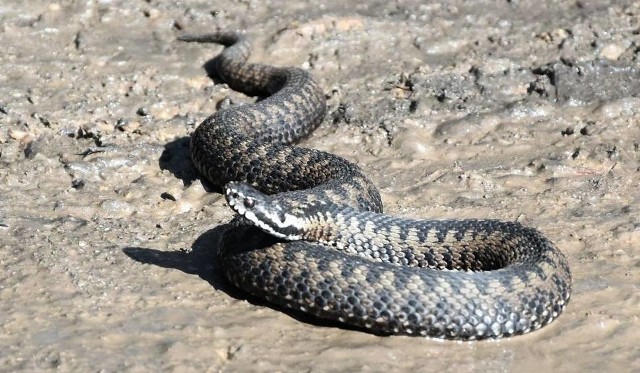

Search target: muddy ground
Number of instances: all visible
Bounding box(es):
[1,0,639,372]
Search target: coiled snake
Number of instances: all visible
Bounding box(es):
[178,31,571,340]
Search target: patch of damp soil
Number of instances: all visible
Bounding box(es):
[1,1,639,372]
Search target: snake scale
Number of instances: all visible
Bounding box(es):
[178,31,571,340]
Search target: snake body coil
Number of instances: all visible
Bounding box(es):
[179,31,571,340]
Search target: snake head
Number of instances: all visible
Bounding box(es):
[224,181,304,240]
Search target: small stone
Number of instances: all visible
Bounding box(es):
[599,43,626,61]
[115,118,128,130]
[561,127,574,136]
[71,179,85,189]
[160,192,177,201]
[136,107,149,116]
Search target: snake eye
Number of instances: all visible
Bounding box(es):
[231,192,239,199]
[244,197,255,209]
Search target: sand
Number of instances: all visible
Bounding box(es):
[1,0,639,371]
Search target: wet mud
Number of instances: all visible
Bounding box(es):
[1,1,639,371]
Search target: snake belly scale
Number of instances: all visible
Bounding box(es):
[178,31,571,340]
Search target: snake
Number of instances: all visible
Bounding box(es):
[178,30,571,340]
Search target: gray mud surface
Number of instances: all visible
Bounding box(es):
[1,1,639,372]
